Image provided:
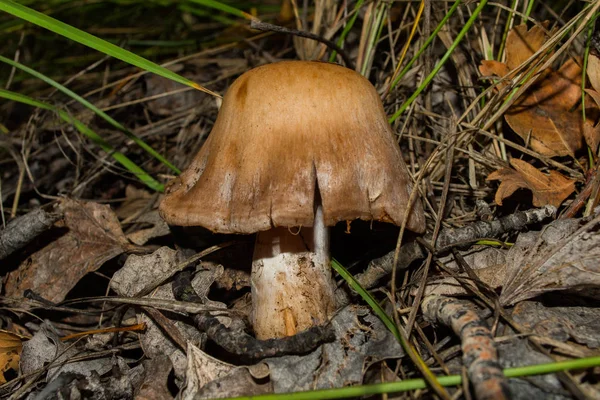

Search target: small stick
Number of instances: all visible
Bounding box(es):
[422,295,511,400]
[249,20,354,70]
[60,323,146,341]
[352,205,556,290]
[173,271,335,362]
[0,207,62,260]
[435,204,556,251]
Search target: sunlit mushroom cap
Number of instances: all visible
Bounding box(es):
[159,61,425,234]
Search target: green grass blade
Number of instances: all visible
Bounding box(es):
[0,89,164,192]
[185,0,254,20]
[389,0,488,123]
[0,55,180,174]
[331,259,398,336]
[497,0,518,62]
[331,259,449,399]
[219,356,600,400]
[329,0,365,63]
[0,0,219,98]
[389,0,460,91]
[179,4,238,25]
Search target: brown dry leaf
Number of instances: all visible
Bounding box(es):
[136,355,173,400]
[487,158,576,207]
[505,58,584,156]
[114,185,154,220]
[478,60,511,90]
[478,23,551,90]
[479,60,510,78]
[505,23,551,71]
[0,330,22,384]
[479,23,591,156]
[181,342,235,399]
[5,198,135,303]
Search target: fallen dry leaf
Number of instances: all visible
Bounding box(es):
[0,330,22,384]
[181,342,235,400]
[136,355,173,400]
[505,58,584,156]
[479,60,510,79]
[487,158,576,207]
[478,23,551,90]
[505,23,552,71]
[479,23,592,157]
[513,301,600,349]
[125,211,170,246]
[5,198,135,303]
[501,215,600,305]
[114,184,154,220]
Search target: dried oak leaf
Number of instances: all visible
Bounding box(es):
[505,58,584,156]
[486,158,576,207]
[479,60,511,91]
[479,23,591,156]
[505,23,551,71]
[478,23,551,91]
[5,198,135,303]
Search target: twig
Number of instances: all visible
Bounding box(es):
[173,271,335,363]
[435,204,556,251]
[422,295,510,400]
[250,20,354,69]
[351,242,423,291]
[59,296,233,315]
[0,206,62,260]
[353,205,556,290]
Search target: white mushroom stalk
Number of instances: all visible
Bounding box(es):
[251,203,335,339]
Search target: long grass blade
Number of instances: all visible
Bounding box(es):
[389,0,488,123]
[331,259,450,399]
[0,89,164,192]
[0,55,180,174]
[219,356,600,400]
[0,0,219,98]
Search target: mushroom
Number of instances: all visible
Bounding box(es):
[159,61,425,339]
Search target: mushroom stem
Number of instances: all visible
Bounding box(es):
[251,204,336,339]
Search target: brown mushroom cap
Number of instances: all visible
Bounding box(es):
[159,61,425,234]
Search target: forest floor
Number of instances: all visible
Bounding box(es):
[0,1,599,399]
